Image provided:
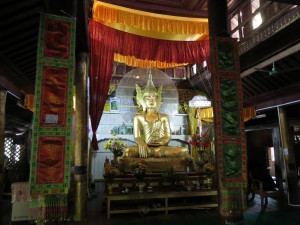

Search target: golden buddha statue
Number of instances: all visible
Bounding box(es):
[119,72,189,172]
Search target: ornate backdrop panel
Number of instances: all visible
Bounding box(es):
[30,13,75,195]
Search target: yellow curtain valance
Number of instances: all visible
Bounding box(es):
[200,107,214,122]
[93,1,209,40]
[199,106,256,122]
[24,94,34,112]
[114,53,187,69]
[243,106,257,122]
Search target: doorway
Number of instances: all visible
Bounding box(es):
[246,129,273,172]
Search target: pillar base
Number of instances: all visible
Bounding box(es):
[221,215,244,225]
[73,181,87,222]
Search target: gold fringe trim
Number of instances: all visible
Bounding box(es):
[200,107,214,122]
[93,1,209,37]
[114,53,187,68]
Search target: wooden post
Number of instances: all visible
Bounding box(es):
[73,52,88,221]
[278,106,300,205]
[0,89,7,225]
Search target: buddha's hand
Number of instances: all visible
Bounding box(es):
[149,140,163,146]
[138,143,149,158]
[150,137,168,146]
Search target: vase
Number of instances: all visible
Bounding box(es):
[186,165,190,173]
[206,177,212,189]
[197,148,207,162]
[162,181,176,189]
[137,182,145,193]
[107,183,113,195]
[111,153,119,166]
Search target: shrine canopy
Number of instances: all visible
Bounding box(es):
[89,1,210,149]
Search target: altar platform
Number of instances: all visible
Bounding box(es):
[4,182,296,225]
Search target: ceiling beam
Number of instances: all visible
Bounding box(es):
[241,43,300,77]
[244,83,300,109]
[0,76,23,99]
[0,54,33,94]
[268,0,300,5]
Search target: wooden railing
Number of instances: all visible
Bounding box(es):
[229,2,300,54]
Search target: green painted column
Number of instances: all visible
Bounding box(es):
[208,0,247,224]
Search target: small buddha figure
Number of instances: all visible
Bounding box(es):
[122,73,189,159]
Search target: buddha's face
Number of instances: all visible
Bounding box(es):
[144,92,159,110]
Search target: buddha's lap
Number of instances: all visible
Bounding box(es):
[118,152,189,173]
[123,146,188,158]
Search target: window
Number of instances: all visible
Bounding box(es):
[4,137,21,166]
[231,14,239,30]
[174,66,187,79]
[251,0,260,13]
[230,11,244,41]
[191,64,197,76]
[252,13,262,29]
[232,30,240,41]
[163,66,188,80]
[267,147,275,178]
[251,0,262,29]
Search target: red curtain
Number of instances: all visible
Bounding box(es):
[89,19,210,149]
[89,22,115,150]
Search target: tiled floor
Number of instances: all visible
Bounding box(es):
[3,182,300,225]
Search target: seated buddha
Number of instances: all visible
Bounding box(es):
[119,73,190,172]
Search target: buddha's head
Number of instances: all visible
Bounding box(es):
[136,71,162,112]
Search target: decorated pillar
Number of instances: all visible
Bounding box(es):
[208,0,247,224]
[0,89,7,223]
[73,52,88,221]
[29,13,76,223]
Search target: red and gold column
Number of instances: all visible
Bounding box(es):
[208,0,247,224]
[211,37,247,224]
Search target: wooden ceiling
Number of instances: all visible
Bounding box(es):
[0,0,300,132]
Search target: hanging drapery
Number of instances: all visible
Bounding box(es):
[89,20,210,64]
[92,1,209,40]
[89,20,210,149]
[92,0,209,68]
[243,106,256,122]
[29,13,75,223]
[89,21,115,150]
[24,94,35,112]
